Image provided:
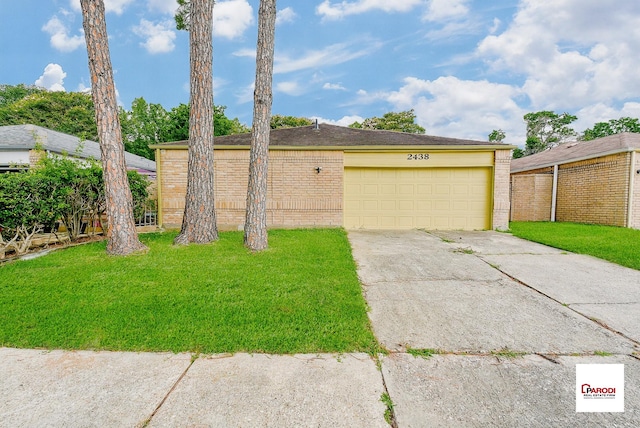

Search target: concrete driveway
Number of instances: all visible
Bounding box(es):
[348,229,640,427]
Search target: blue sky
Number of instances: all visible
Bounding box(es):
[1,0,640,146]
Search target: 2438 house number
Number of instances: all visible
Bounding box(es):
[407,153,430,160]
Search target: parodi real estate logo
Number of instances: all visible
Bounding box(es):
[576,364,624,412]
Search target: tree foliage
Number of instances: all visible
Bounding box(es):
[523,111,577,155]
[0,170,61,256]
[349,110,425,134]
[119,101,249,158]
[270,114,312,129]
[488,129,505,143]
[581,117,640,141]
[0,84,45,108]
[0,154,149,256]
[0,88,98,141]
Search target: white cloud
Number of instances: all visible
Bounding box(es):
[355,76,526,144]
[274,41,382,74]
[35,64,67,92]
[423,0,469,21]
[147,0,178,15]
[477,0,640,110]
[276,7,297,25]
[574,102,640,134]
[312,115,364,127]
[214,0,254,39]
[276,81,305,96]
[69,0,134,15]
[233,48,256,58]
[42,16,84,52]
[236,82,255,104]
[323,82,347,91]
[133,19,176,54]
[316,0,424,20]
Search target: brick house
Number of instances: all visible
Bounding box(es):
[510,133,640,228]
[153,123,513,231]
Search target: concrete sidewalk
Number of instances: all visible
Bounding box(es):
[1,230,639,427]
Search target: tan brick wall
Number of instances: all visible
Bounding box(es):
[158,149,343,229]
[556,153,631,227]
[492,149,512,230]
[510,174,553,221]
[632,152,640,229]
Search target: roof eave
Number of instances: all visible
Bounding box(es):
[511,147,636,173]
[152,144,515,151]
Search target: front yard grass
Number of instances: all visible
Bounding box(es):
[0,229,378,354]
[509,222,640,270]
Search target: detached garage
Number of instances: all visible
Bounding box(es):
[153,124,512,231]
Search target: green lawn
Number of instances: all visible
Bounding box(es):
[509,222,640,270]
[0,229,378,354]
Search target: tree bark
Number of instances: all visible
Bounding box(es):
[80,0,147,256]
[174,0,218,245]
[244,0,277,251]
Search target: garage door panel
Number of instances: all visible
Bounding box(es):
[344,167,491,230]
[398,200,414,211]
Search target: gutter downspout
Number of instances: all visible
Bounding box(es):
[551,164,559,222]
[628,151,636,228]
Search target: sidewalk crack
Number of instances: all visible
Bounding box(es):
[139,354,198,427]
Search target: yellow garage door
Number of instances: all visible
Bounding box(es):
[344,167,492,230]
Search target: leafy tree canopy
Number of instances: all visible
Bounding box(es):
[270,115,313,129]
[0,86,98,141]
[581,117,640,141]
[349,110,426,134]
[488,129,505,143]
[0,84,45,108]
[523,110,577,156]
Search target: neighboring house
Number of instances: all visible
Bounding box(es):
[152,123,513,231]
[0,124,156,177]
[510,132,640,229]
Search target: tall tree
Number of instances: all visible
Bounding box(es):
[80,0,147,255]
[174,0,218,245]
[523,111,577,155]
[349,110,425,134]
[244,0,277,251]
[581,117,640,141]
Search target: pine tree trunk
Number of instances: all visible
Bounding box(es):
[174,0,218,245]
[80,0,147,256]
[244,0,277,251]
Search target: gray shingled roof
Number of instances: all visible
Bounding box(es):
[0,124,156,172]
[156,123,507,148]
[511,133,640,173]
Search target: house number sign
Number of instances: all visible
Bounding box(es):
[407,153,430,160]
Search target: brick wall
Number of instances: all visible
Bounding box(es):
[556,153,631,227]
[158,148,343,229]
[510,174,553,221]
[492,149,512,230]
